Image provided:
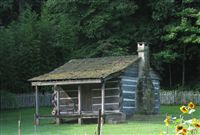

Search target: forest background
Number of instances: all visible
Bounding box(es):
[0,0,199,93]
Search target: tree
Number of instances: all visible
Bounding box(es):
[44,0,139,57]
[154,50,179,87]
[0,0,45,26]
[162,0,200,86]
[0,0,15,25]
[0,8,68,92]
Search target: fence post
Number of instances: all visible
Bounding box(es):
[98,109,102,135]
[18,120,21,135]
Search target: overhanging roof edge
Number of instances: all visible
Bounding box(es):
[31,79,102,86]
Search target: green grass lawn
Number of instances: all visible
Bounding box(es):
[1,105,200,135]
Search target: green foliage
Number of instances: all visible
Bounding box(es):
[0,8,67,92]
[0,91,17,109]
[61,0,139,57]
[0,0,199,92]
[0,0,14,24]
[154,50,179,63]
[150,0,175,21]
[137,64,155,114]
[153,0,200,87]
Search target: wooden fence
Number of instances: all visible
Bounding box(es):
[1,93,52,109]
[1,91,200,109]
[160,90,200,105]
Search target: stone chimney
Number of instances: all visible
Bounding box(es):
[137,42,149,77]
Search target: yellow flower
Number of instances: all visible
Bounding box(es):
[164,116,170,126]
[176,125,183,133]
[180,106,188,113]
[191,118,200,129]
[182,128,187,133]
[192,118,198,124]
[181,132,186,135]
[175,126,187,135]
[194,122,200,128]
[188,102,195,109]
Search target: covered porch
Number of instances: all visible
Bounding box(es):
[32,78,107,125]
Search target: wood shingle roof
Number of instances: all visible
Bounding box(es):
[29,55,139,82]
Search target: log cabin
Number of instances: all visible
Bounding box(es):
[29,42,160,125]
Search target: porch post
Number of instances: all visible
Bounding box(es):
[55,85,60,124]
[101,81,105,124]
[78,85,82,124]
[35,86,39,125]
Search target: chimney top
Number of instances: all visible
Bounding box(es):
[137,42,149,77]
[137,42,149,52]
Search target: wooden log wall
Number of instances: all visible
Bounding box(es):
[91,79,121,112]
[121,63,138,115]
[150,69,160,113]
[146,69,160,114]
[151,79,160,113]
[120,63,160,115]
[57,85,78,115]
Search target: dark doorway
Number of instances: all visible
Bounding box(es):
[81,85,92,111]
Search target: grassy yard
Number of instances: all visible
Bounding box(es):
[1,105,200,135]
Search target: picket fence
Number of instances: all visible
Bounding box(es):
[1,91,200,109]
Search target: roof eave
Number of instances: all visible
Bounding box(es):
[31,78,102,86]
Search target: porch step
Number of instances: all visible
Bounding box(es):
[105,112,126,124]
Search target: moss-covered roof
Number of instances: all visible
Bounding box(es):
[29,55,139,81]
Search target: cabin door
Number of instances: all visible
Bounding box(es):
[81,85,92,111]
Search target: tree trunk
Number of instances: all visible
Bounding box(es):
[182,60,185,86]
[169,64,172,88]
[19,0,25,13]
[182,45,186,86]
